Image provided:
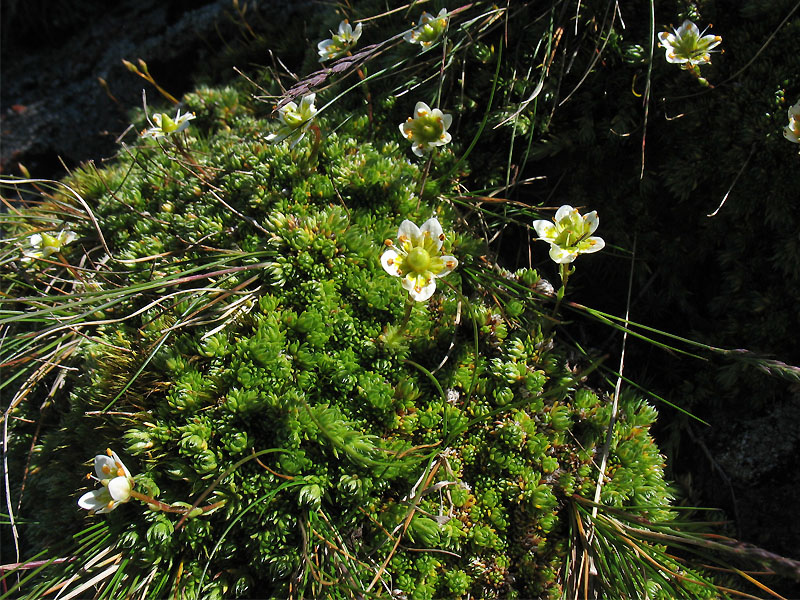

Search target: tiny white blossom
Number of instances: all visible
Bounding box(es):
[658,20,721,66]
[21,229,77,263]
[381,218,458,302]
[78,449,135,514]
[784,100,800,144]
[142,109,195,139]
[399,102,453,157]
[404,9,449,49]
[318,20,363,62]
[266,93,318,147]
[532,205,605,264]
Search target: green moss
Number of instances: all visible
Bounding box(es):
[7,90,653,597]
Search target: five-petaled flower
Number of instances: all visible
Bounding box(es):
[404,8,449,49]
[266,93,318,147]
[658,20,721,66]
[381,218,458,302]
[532,205,605,264]
[400,102,453,157]
[784,100,800,144]
[78,449,135,514]
[21,229,77,263]
[142,109,195,139]
[318,20,363,62]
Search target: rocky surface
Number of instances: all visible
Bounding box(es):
[708,393,800,553]
[1,0,310,177]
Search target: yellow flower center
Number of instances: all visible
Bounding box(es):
[407,247,431,273]
[284,110,304,127]
[412,115,444,143]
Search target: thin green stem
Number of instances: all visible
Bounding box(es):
[128,490,224,516]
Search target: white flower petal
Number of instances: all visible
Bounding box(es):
[78,488,111,512]
[580,236,605,253]
[700,33,722,51]
[583,211,599,235]
[549,244,578,264]
[420,218,444,250]
[279,101,298,117]
[287,131,307,148]
[403,274,436,302]
[381,249,402,276]
[414,102,431,117]
[94,455,117,480]
[397,220,422,245]
[532,220,557,241]
[554,205,574,221]
[58,230,77,246]
[300,93,316,113]
[436,255,459,278]
[665,52,687,64]
[678,20,700,38]
[411,283,436,302]
[109,451,132,479]
[107,476,132,503]
[401,272,415,290]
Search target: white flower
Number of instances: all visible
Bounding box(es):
[266,93,318,147]
[78,449,135,514]
[21,229,77,263]
[318,20,363,62]
[784,100,800,144]
[381,218,458,302]
[399,102,453,157]
[658,20,721,66]
[532,205,605,264]
[142,109,195,139]
[404,8,449,49]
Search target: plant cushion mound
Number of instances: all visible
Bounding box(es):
[9,76,701,600]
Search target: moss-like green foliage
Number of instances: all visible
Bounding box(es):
[6,2,760,598]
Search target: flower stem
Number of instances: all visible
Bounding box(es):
[129,490,223,516]
[174,137,211,181]
[685,64,713,88]
[308,124,322,167]
[397,295,415,333]
[416,151,435,212]
[551,263,571,319]
[356,67,373,128]
[56,252,85,284]
[345,49,373,128]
